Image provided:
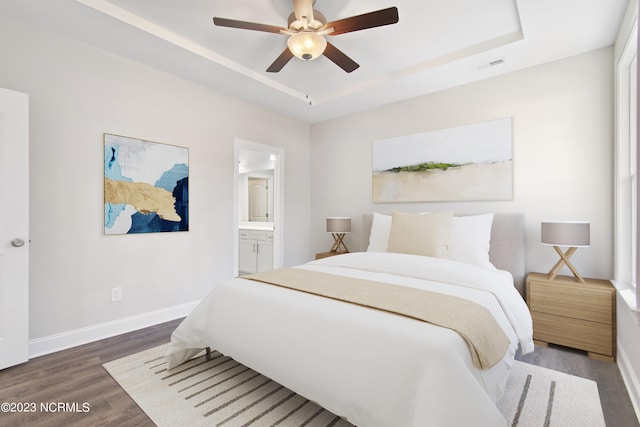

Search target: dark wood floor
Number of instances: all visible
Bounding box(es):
[0,319,638,427]
[0,319,182,427]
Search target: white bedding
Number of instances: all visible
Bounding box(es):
[166,252,533,427]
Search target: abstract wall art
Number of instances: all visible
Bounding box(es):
[104,133,189,234]
[372,117,513,202]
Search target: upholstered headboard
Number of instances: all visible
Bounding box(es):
[361,213,526,296]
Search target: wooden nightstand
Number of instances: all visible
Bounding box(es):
[526,272,616,362]
[315,251,348,260]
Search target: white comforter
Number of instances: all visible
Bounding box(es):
[166,252,534,427]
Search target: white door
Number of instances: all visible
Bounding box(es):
[257,240,273,273]
[238,234,256,275]
[248,178,268,222]
[0,88,29,370]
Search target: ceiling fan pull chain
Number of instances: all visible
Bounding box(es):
[305,61,313,105]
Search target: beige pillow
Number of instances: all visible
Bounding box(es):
[387,210,453,258]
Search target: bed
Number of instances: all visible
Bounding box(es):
[165,211,533,427]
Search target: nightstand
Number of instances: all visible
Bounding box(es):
[526,272,616,362]
[315,251,348,260]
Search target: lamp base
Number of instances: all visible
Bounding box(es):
[547,245,585,283]
[329,233,349,253]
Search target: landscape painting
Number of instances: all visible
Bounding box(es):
[104,133,189,234]
[372,117,512,202]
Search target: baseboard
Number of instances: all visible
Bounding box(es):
[28,300,200,359]
[618,343,640,423]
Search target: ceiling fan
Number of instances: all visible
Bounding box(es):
[213,0,399,73]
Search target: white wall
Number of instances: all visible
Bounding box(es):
[311,48,614,281]
[0,15,311,343]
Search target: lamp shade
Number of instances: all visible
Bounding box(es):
[541,221,590,247]
[326,217,351,233]
[287,31,327,60]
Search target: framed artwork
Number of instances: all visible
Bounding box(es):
[104,133,189,234]
[372,117,512,202]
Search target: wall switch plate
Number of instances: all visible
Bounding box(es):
[111,286,123,302]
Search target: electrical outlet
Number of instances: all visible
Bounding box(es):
[111,286,123,302]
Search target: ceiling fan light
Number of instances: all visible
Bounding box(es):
[287,32,327,61]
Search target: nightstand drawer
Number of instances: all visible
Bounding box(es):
[528,279,613,324]
[532,311,613,356]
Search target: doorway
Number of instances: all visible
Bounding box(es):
[234,139,284,276]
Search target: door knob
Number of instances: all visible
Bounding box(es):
[10,238,25,247]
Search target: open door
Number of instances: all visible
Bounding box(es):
[0,88,29,370]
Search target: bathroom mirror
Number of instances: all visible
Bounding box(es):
[238,149,274,224]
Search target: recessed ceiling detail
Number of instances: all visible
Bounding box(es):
[77,0,523,107]
[0,0,628,122]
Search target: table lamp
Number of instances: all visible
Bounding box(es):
[326,217,351,253]
[541,221,590,283]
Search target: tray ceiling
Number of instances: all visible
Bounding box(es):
[0,0,629,123]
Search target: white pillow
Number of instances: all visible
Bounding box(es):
[386,210,453,258]
[447,213,495,269]
[367,212,392,252]
[366,211,496,269]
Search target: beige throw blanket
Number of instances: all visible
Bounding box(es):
[244,267,510,370]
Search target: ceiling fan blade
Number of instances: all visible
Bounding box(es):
[292,0,315,23]
[266,48,295,73]
[326,7,399,36]
[323,42,359,73]
[213,17,286,34]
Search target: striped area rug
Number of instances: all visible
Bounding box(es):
[497,359,605,427]
[103,344,605,427]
